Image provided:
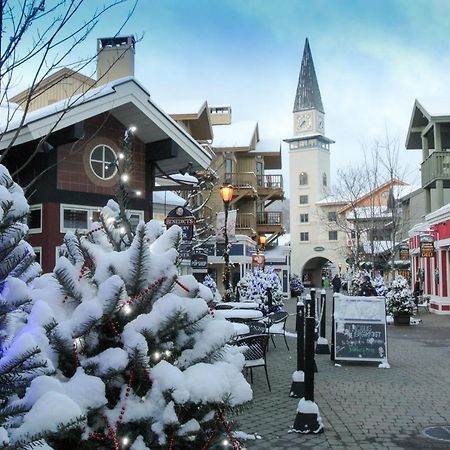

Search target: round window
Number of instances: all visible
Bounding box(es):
[89,145,117,180]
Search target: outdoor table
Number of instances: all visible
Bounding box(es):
[231,322,250,336]
[218,302,260,310]
[215,309,264,320]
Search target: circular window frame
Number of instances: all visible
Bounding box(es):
[89,144,118,180]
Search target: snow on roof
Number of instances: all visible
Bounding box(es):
[346,206,392,220]
[408,221,430,236]
[169,173,199,184]
[152,190,185,206]
[393,184,421,200]
[264,245,290,262]
[316,195,348,205]
[250,138,280,154]
[362,240,395,255]
[416,95,450,117]
[1,78,128,133]
[212,120,257,149]
[426,202,450,225]
[0,102,24,131]
[161,99,207,117]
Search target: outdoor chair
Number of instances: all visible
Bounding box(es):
[267,311,290,350]
[236,334,271,391]
[414,294,430,314]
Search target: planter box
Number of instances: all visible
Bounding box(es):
[393,311,411,325]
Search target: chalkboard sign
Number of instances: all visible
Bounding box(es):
[332,294,388,363]
[334,321,386,361]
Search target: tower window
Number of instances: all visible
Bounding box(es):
[299,195,309,205]
[299,172,308,186]
[323,173,327,187]
[90,145,117,180]
[327,211,337,222]
[329,230,338,241]
[300,213,309,223]
[300,232,309,242]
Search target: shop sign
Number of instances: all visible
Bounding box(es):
[420,234,435,258]
[191,252,208,272]
[252,253,265,270]
[399,243,410,260]
[165,206,196,241]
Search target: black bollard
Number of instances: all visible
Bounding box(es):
[292,301,324,434]
[330,293,336,361]
[267,288,273,309]
[316,289,330,355]
[306,290,318,372]
[289,297,305,397]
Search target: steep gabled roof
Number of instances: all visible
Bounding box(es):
[338,178,407,214]
[293,38,324,113]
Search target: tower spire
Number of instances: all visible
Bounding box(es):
[293,38,324,113]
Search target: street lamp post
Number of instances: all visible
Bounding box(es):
[220,183,234,300]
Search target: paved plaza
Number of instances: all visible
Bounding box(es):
[234,291,450,449]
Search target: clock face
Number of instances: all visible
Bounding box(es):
[296,113,312,132]
[317,116,324,132]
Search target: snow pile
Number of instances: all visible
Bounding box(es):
[292,370,304,382]
[334,294,385,321]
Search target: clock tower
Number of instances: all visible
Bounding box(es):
[286,38,339,282]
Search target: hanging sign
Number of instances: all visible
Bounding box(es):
[420,234,435,258]
[165,206,196,241]
[399,243,410,261]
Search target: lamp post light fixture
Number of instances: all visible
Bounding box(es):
[258,235,267,251]
[219,183,234,300]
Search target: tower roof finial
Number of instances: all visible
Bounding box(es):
[293,38,324,113]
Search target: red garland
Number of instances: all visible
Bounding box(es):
[109,320,121,337]
[167,431,176,450]
[86,226,104,238]
[104,415,120,450]
[201,422,219,450]
[116,371,135,426]
[175,278,190,293]
[124,276,166,309]
[219,411,241,450]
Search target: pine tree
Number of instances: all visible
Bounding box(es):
[0,165,62,448]
[386,275,414,316]
[237,266,284,311]
[15,201,251,449]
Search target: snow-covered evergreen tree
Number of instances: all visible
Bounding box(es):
[386,275,414,316]
[202,274,221,303]
[0,165,61,448]
[349,269,376,296]
[237,266,284,309]
[14,201,251,449]
[373,272,387,297]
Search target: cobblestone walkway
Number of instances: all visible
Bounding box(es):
[233,291,450,449]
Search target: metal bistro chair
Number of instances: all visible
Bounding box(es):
[267,311,290,351]
[414,293,430,315]
[236,334,271,391]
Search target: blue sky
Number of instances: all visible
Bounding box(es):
[15,0,450,192]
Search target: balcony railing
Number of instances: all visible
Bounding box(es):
[421,151,450,187]
[256,211,283,226]
[235,213,256,230]
[256,174,283,190]
[224,172,257,189]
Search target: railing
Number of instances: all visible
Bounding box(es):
[256,174,283,190]
[421,151,450,187]
[224,172,257,188]
[256,211,283,226]
[235,213,256,230]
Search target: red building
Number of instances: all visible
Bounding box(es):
[409,204,450,314]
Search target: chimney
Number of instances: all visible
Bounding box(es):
[96,36,135,85]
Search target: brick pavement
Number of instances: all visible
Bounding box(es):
[233,290,450,449]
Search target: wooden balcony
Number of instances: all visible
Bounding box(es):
[421,151,450,188]
[235,212,256,236]
[256,211,284,234]
[256,174,284,202]
[224,172,258,203]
